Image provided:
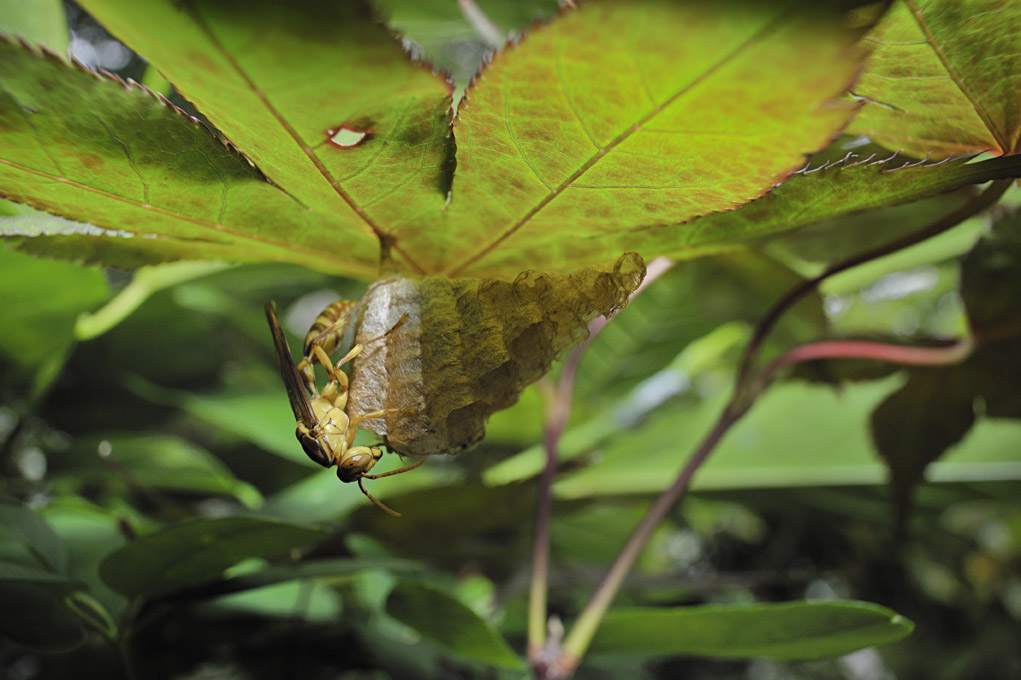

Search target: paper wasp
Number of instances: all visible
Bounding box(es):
[264,301,422,517]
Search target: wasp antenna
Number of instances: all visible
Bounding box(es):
[358,478,401,517]
[362,456,426,480]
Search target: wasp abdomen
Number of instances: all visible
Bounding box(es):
[303,299,360,359]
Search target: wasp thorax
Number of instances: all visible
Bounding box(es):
[347,252,646,456]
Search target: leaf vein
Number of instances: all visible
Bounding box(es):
[555,37,602,150]
[447,10,790,275]
[904,0,1009,151]
[181,3,423,270]
[570,182,719,190]
[503,82,553,191]
[95,116,149,204]
[0,157,363,270]
[2,84,66,178]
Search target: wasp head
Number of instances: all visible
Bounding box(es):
[337,446,382,483]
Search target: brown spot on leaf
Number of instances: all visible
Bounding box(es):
[78,153,105,170]
[187,51,220,75]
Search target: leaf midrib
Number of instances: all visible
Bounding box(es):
[0,158,371,272]
[444,7,796,276]
[904,0,1010,153]
[182,3,424,274]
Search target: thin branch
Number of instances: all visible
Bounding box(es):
[528,257,673,675]
[552,402,744,677]
[736,177,1013,388]
[762,337,973,380]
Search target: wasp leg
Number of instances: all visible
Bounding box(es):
[300,343,358,400]
[349,408,387,428]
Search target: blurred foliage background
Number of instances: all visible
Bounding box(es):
[1,1,1020,679]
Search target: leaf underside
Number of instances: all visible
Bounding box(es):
[849,0,1021,157]
[4,0,878,278]
[4,0,1018,278]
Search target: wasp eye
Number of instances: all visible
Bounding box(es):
[338,451,373,483]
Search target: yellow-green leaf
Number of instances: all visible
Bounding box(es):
[0,38,378,276]
[34,1,870,278]
[439,0,868,276]
[79,0,453,273]
[0,0,68,52]
[849,0,1021,156]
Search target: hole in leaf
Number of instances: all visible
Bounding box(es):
[326,125,371,149]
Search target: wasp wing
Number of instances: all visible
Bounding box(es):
[264,302,317,429]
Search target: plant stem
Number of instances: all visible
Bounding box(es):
[736,177,1013,386]
[553,402,744,676]
[528,376,569,662]
[762,337,973,380]
[530,314,616,669]
[528,257,673,673]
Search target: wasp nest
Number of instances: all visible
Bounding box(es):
[347,252,646,455]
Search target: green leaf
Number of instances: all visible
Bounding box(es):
[0,559,77,584]
[0,245,107,376]
[57,434,263,508]
[377,0,560,84]
[0,581,85,652]
[386,580,524,669]
[820,208,986,295]
[178,389,316,466]
[588,601,914,660]
[19,0,871,277]
[78,0,451,272]
[347,484,535,577]
[264,455,450,522]
[98,517,330,598]
[0,0,68,52]
[868,206,1021,520]
[870,367,977,518]
[849,0,1021,156]
[483,324,749,486]
[576,250,824,408]
[41,500,131,617]
[208,580,342,622]
[766,187,974,271]
[544,376,1021,499]
[173,557,423,602]
[0,38,378,277]
[1,213,289,270]
[0,497,65,572]
[444,0,869,276]
[961,205,1021,336]
[661,154,1021,261]
[575,264,720,406]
